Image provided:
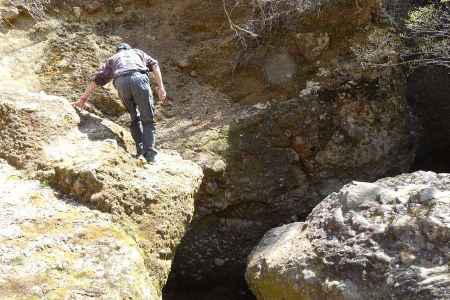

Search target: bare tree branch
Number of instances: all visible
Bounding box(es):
[223,0,259,40]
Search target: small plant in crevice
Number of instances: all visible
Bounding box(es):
[16,0,51,20]
[402,1,450,69]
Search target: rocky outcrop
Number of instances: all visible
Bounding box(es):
[0,87,203,298]
[169,86,415,290]
[246,171,450,300]
[186,0,385,104]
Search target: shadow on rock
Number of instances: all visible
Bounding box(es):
[76,109,129,151]
[407,66,450,172]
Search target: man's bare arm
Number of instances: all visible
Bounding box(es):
[152,64,167,102]
[74,82,97,109]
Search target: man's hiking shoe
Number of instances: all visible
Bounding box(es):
[143,152,157,163]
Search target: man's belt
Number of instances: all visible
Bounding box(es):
[114,69,148,79]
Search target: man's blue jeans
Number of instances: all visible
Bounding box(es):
[114,72,157,156]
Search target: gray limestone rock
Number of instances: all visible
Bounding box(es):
[247,172,450,300]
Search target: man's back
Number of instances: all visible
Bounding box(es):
[109,49,157,78]
[95,48,158,86]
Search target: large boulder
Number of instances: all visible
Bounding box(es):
[0,161,158,299]
[246,171,450,300]
[0,88,204,297]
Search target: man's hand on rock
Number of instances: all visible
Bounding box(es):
[157,87,167,103]
[74,82,96,110]
[73,95,88,110]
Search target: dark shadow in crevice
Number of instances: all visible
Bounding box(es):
[162,99,322,300]
[162,183,257,300]
[407,66,450,173]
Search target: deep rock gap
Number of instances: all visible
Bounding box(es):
[407,66,450,173]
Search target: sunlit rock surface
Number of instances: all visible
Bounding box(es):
[0,88,203,298]
[0,161,158,299]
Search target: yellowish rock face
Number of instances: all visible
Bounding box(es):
[0,162,159,299]
[0,79,203,298]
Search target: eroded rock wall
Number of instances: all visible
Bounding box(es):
[167,0,417,292]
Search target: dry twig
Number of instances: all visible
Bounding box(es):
[222,0,259,45]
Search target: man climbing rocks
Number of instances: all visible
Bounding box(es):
[74,43,166,163]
